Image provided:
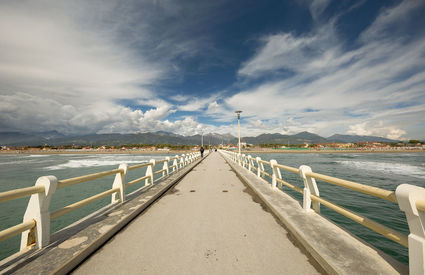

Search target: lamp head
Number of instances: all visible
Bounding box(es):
[235,110,242,119]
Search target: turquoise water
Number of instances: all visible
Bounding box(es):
[253,152,425,265]
[0,153,424,264]
[0,153,173,261]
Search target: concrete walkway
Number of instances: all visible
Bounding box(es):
[73,152,319,274]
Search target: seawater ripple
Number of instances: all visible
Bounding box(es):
[336,160,425,179]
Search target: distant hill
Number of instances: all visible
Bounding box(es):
[327,134,399,143]
[0,130,401,146]
[0,131,235,146]
[242,131,328,145]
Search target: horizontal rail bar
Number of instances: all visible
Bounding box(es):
[276,178,303,193]
[126,175,150,187]
[0,219,36,242]
[274,163,300,174]
[153,168,167,175]
[306,171,397,203]
[57,169,123,189]
[50,188,120,220]
[310,194,407,247]
[417,200,425,212]
[128,162,152,170]
[0,186,45,203]
[260,170,272,178]
[251,166,258,171]
[155,159,167,164]
[258,159,271,165]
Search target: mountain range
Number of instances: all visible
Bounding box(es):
[0,131,401,146]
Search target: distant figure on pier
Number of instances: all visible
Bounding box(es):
[200,146,204,157]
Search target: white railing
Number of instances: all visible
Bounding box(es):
[219,150,425,275]
[0,151,202,258]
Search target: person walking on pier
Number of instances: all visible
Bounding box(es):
[200,146,204,157]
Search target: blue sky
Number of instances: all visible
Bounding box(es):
[0,0,424,139]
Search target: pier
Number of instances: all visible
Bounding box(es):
[0,150,424,274]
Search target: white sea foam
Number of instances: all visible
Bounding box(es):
[45,159,145,170]
[44,155,168,170]
[336,160,425,179]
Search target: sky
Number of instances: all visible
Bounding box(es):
[0,0,424,139]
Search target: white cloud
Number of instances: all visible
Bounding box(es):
[207,101,220,113]
[177,94,223,112]
[228,0,425,138]
[347,122,407,140]
[0,0,210,136]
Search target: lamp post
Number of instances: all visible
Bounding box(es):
[201,130,204,147]
[235,111,242,154]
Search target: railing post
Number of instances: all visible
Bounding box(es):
[299,165,320,213]
[180,154,185,168]
[396,184,425,275]
[244,154,248,168]
[163,157,170,177]
[248,155,252,171]
[111,164,127,204]
[173,155,179,172]
[145,159,155,186]
[270,160,282,190]
[20,176,57,250]
[256,157,264,178]
[237,153,241,165]
[241,154,246,168]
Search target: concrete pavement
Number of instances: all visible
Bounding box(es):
[73,152,320,274]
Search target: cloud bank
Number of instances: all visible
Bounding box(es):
[0,0,424,139]
[226,0,425,139]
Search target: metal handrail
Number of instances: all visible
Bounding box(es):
[57,168,124,189]
[222,150,408,248]
[258,159,271,165]
[274,163,299,174]
[128,162,152,170]
[0,219,36,242]
[0,152,200,254]
[276,178,303,194]
[126,175,151,187]
[153,168,167,175]
[260,170,272,178]
[310,194,407,247]
[305,171,397,203]
[50,188,120,220]
[0,186,45,203]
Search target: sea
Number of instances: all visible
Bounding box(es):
[1,152,425,265]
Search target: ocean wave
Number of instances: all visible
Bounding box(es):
[45,159,147,170]
[44,155,169,170]
[336,160,425,179]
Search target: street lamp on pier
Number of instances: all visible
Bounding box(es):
[235,111,242,154]
[201,130,204,147]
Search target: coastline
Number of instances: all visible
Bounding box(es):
[0,149,424,155]
[240,149,425,154]
[0,150,194,155]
